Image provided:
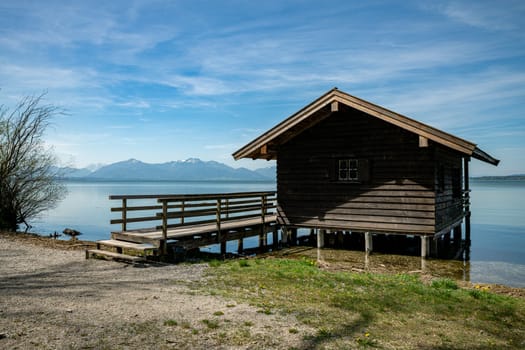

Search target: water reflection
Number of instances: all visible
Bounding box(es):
[277,244,525,288]
[285,246,470,281]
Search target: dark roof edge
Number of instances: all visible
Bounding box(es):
[232,88,338,160]
[472,147,500,166]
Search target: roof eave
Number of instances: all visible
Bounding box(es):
[472,147,500,166]
[232,88,500,167]
[232,88,339,160]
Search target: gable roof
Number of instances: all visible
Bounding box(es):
[232,88,499,166]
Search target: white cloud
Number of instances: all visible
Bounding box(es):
[1,1,523,174]
[435,1,525,31]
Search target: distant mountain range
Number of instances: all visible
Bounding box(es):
[56,158,276,181]
[471,174,525,181]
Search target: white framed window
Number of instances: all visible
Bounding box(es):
[338,159,359,181]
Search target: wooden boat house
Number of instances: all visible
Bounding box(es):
[233,88,499,257]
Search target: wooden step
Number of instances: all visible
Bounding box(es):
[111,232,160,246]
[86,249,146,263]
[97,239,157,251]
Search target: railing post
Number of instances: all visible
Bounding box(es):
[217,198,225,255]
[181,200,185,225]
[216,198,222,232]
[122,198,127,231]
[162,199,168,256]
[259,194,267,249]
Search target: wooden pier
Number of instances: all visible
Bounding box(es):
[86,191,277,263]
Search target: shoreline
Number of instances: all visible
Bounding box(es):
[3,230,524,298]
[1,230,524,349]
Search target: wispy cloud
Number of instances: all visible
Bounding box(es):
[432,1,525,31]
[1,0,523,174]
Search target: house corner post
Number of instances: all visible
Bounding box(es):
[463,157,471,247]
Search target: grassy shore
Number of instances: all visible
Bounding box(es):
[199,257,525,349]
[2,231,524,349]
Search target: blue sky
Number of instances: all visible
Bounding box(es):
[0,1,524,175]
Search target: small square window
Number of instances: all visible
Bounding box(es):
[338,159,359,181]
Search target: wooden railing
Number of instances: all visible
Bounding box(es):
[110,191,277,240]
[462,189,471,213]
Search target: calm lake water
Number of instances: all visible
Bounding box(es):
[29,179,525,287]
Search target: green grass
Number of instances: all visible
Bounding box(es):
[201,319,220,329]
[163,319,178,327]
[202,257,525,349]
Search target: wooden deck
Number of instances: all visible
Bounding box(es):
[86,191,278,263]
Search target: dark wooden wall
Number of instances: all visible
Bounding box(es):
[277,105,440,235]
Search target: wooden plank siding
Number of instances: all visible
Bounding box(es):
[434,145,465,232]
[277,105,438,235]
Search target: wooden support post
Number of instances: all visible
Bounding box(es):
[237,237,243,254]
[281,226,288,245]
[259,227,267,249]
[180,200,185,225]
[260,194,267,249]
[272,226,278,249]
[317,229,325,248]
[290,228,298,246]
[421,235,430,258]
[122,198,127,231]
[337,231,344,247]
[444,231,451,246]
[453,225,462,245]
[161,200,168,256]
[464,157,471,247]
[365,232,373,253]
[432,236,439,258]
[216,199,225,256]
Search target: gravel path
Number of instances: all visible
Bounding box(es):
[0,233,310,349]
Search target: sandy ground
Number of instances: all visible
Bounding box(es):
[0,232,312,349]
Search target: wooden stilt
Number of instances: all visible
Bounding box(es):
[220,239,226,256]
[421,235,429,258]
[281,226,288,245]
[337,231,344,247]
[432,236,438,258]
[365,232,373,253]
[272,226,278,249]
[290,228,298,246]
[453,225,462,245]
[259,227,266,249]
[237,237,243,254]
[317,229,325,248]
[444,231,451,245]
